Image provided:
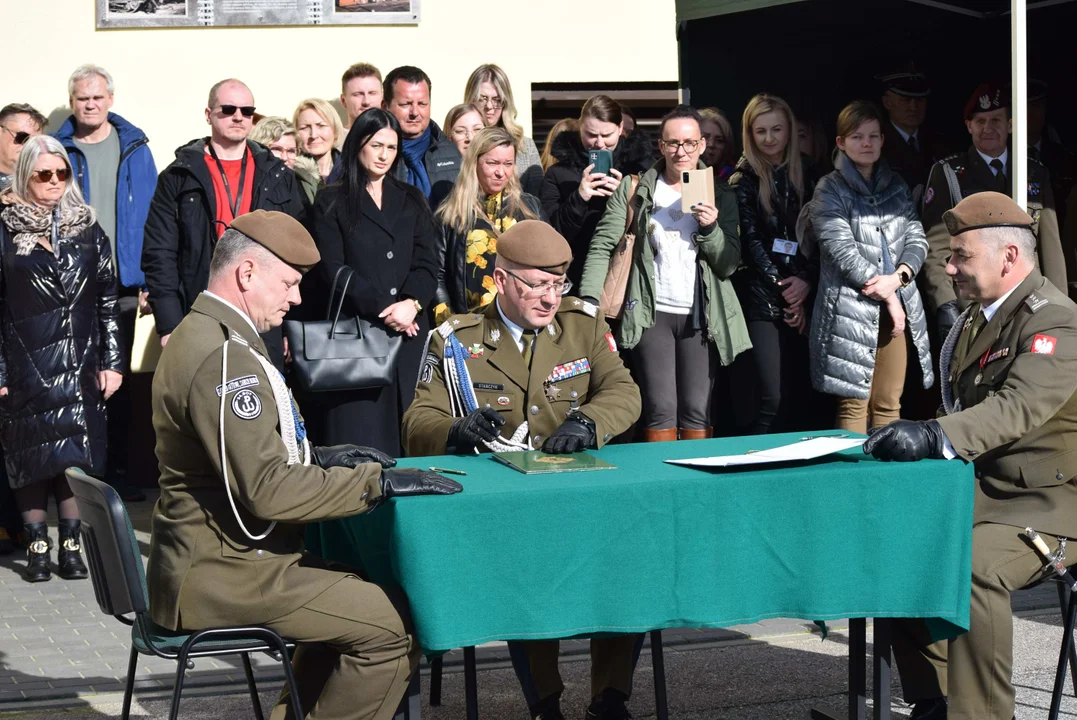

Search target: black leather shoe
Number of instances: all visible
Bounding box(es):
[23,522,51,583]
[585,689,632,720]
[532,694,565,720]
[909,697,946,720]
[57,519,89,580]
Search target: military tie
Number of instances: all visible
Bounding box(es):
[968,310,988,344]
[520,332,535,369]
[907,133,919,154]
[990,158,1007,193]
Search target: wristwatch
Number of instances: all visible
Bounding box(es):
[411,298,423,312]
[898,267,912,287]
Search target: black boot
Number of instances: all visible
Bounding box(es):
[909,698,946,720]
[57,519,89,580]
[23,522,51,583]
[585,689,632,720]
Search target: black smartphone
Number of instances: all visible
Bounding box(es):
[588,149,613,176]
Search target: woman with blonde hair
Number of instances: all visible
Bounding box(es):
[729,93,817,433]
[0,136,122,582]
[698,107,737,181]
[443,102,486,156]
[433,126,542,323]
[540,117,578,172]
[293,98,344,183]
[250,115,321,205]
[463,64,543,195]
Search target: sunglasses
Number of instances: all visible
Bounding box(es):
[32,168,69,183]
[217,105,256,118]
[2,126,30,145]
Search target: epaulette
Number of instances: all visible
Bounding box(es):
[558,298,598,318]
[939,153,963,164]
[1025,292,1050,313]
[436,313,483,338]
[1028,155,1046,169]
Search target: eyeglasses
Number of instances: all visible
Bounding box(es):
[217,105,257,118]
[1,126,30,145]
[31,168,69,183]
[452,126,480,139]
[660,139,702,154]
[505,270,572,298]
[478,95,503,110]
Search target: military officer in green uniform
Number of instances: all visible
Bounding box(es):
[402,220,642,720]
[865,192,1077,720]
[920,82,1068,343]
[146,210,461,720]
[877,63,947,209]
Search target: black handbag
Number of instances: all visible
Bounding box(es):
[283,266,402,392]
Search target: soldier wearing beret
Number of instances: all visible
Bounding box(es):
[865,192,1077,719]
[877,63,948,208]
[401,220,642,720]
[147,210,462,720]
[920,82,1068,344]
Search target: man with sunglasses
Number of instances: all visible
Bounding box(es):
[142,78,304,370]
[402,220,642,720]
[0,103,47,190]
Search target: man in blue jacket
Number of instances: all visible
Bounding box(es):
[55,63,157,502]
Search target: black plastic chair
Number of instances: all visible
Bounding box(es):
[1040,574,1077,720]
[65,468,303,720]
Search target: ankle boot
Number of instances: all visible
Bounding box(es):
[679,427,713,440]
[23,522,51,583]
[642,428,678,442]
[57,519,89,580]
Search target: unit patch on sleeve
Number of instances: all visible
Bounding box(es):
[1031,334,1057,355]
[231,389,262,420]
[215,375,260,397]
[419,352,439,384]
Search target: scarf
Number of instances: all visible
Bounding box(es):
[402,126,433,199]
[2,202,94,256]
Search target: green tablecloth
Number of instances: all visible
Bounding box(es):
[308,432,974,653]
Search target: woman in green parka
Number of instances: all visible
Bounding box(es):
[579,105,751,441]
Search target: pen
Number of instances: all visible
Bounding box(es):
[429,467,467,476]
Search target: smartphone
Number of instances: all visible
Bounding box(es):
[680,167,716,214]
[588,149,613,176]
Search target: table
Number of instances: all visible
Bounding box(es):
[309,432,974,718]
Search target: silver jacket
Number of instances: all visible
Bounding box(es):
[809,153,934,399]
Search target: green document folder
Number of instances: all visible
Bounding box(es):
[491,450,617,475]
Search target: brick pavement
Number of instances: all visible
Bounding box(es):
[0,491,1061,709]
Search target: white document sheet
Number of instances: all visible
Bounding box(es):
[665,437,865,468]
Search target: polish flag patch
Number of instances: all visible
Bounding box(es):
[605,333,618,353]
[1032,334,1058,355]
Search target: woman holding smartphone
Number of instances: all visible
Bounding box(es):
[810,101,933,433]
[728,94,817,434]
[580,106,748,441]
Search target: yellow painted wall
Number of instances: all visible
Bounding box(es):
[3,0,678,167]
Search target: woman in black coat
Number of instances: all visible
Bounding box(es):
[0,136,122,582]
[310,109,437,455]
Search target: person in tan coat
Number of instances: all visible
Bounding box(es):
[865,192,1077,720]
[146,210,461,720]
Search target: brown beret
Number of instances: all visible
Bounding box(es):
[943,191,1034,236]
[229,210,320,271]
[964,82,1008,120]
[496,220,572,274]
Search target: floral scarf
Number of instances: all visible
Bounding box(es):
[2,202,94,256]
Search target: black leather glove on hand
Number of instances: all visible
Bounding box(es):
[379,468,463,498]
[542,413,597,454]
[447,407,506,450]
[863,420,946,462]
[312,444,397,469]
[937,300,960,343]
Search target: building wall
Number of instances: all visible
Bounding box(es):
[4,0,678,167]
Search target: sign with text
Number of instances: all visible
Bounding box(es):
[97,0,419,28]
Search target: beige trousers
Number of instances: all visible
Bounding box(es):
[835,314,908,433]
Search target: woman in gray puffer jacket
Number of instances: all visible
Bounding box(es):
[810,101,933,433]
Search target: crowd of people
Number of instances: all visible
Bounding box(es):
[0,57,1076,720]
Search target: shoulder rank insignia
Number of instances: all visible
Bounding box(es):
[437,321,454,338]
[1025,293,1049,313]
[564,298,598,318]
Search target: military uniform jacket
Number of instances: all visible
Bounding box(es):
[146,294,383,631]
[937,270,1077,538]
[401,300,641,457]
[920,146,1066,313]
[880,126,947,209]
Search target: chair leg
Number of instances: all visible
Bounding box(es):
[650,630,669,720]
[241,653,265,720]
[269,636,304,720]
[1050,586,1077,720]
[169,647,191,720]
[1059,582,1077,697]
[464,646,478,720]
[429,655,443,706]
[121,646,138,720]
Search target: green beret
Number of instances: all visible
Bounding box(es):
[230,210,321,272]
[496,220,572,274]
[943,191,1034,236]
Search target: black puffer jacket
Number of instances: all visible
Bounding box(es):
[0,220,122,487]
[728,156,817,322]
[539,130,654,286]
[434,193,544,315]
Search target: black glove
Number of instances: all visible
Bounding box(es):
[863,420,946,462]
[937,300,960,343]
[447,407,506,451]
[542,413,596,454]
[312,444,397,469]
[379,468,463,498]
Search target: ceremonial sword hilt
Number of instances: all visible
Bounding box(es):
[1024,527,1076,592]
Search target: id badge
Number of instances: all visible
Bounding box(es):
[772,238,798,256]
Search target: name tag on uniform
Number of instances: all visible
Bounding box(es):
[772,238,798,256]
